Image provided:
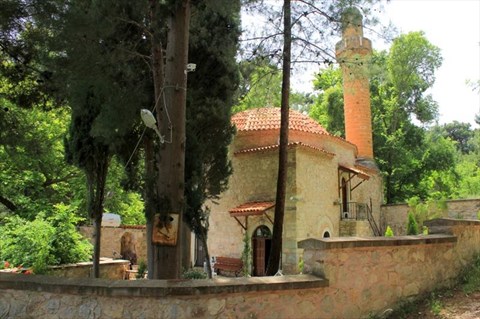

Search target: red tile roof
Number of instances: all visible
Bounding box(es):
[232,107,330,135]
[234,142,335,157]
[229,201,275,217]
[339,164,370,180]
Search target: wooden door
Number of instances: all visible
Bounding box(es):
[253,238,266,276]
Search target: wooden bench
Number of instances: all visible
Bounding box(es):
[213,257,243,277]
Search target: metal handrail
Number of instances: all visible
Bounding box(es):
[340,200,382,236]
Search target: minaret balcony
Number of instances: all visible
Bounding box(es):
[335,36,372,57]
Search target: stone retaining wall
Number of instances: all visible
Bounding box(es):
[381,198,480,235]
[300,218,480,317]
[48,259,130,280]
[1,219,479,319]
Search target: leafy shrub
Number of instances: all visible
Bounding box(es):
[0,204,92,273]
[407,211,419,235]
[182,268,207,279]
[241,232,251,276]
[298,257,304,274]
[422,226,429,235]
[136,259,147,279]
[384,226,394,237]
[0,215,55,273]
[407,197,447,227]
[48,204,92,265]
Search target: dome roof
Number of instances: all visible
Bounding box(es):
[232,107,330,136]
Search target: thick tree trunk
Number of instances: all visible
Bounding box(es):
[266,0,291,276]
[144,137,156,279]
[155,0,191,279]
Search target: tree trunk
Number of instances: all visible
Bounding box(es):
[92,213,102,278]
[199,231,212,279]
[155,0,191,279]
[88,155,109,278]
[266,0,291,276]
[144,136,156,279]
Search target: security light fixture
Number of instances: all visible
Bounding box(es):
[140,109,164,143]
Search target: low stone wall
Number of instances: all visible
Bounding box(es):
[300,218,480,317]
[1,219,479,319]
[381,198,480,235]
[48,259,130,280]
[0,274,327,319]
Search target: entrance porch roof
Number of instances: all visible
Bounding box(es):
[229,201,275,217]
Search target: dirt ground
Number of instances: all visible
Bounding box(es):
[401,288,480,319]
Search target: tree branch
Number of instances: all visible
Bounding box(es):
[0,195,17,212]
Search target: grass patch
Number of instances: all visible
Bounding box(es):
[428,292,443,316]
[461,254,480,294]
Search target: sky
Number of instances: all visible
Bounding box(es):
[286,0,480,127]
[379,0,480,127]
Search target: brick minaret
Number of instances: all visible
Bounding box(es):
[336,7,376,169]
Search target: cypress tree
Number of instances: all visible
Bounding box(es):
[184,0,241,278]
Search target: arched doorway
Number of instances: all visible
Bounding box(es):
[323,231,331,238]
[252,225,272,276]
[341,177,349,217]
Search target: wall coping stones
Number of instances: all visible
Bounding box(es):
[298,234,456,250]
[0,273,327,298]
[382,198,480,208]
[48,258,130,270]
[424,218,480,227]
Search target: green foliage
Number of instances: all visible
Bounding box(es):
[233,58,314,114]
[0,215,54,273]
[462,255,480,294]
[103,159,145,225]
[182,268,207,280]
[442,121,474,154]
[0,205,92,274]
[309,67,345,136]
[311,32,447,203]
[477,211,480,220]
[428,292,443,316]
[298,257,304,274]
[422,226,429,235]
[406,211,419,235]
[384,225,394,237]
[407,197,447,227]
[48,203,92,265]
[0,92,83,218]
[136,259,147,279]
[241,232,252,277]
[184,0,240,248]
[234,62,282,112]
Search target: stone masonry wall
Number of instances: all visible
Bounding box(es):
[300,218,480,318]
[79,226,147,263]
[1,219,479,319]
[382,199,480,235]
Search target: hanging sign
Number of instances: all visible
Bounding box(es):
[152,213,179,246]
